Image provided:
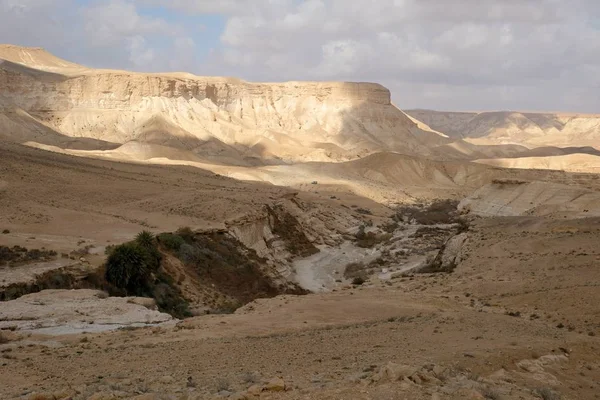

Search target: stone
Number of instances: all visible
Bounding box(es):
[432,364,446,378]
[87,393,118,400]
[53,389,77,399]
[246,385,262,396]
[131,395,161,400]
[375,362,419,382]
[263,377,286,392]
[28,393,56,400]
[159,375,175,384]
[229,393,249,400]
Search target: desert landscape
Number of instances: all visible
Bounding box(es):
[1,42,599,400]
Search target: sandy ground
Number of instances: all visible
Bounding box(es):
[1,217,599,399]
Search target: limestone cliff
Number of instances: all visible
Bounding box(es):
[0,45,439,163]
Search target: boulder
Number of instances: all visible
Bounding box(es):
[374,362,419,382]
[263,377,286,392]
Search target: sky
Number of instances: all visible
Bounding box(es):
[0,0,599,113]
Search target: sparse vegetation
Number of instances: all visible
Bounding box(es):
[216,378,231,392]
[266,205,319,257]
[354,226,392,248]
[355,207,372,215]
[102,232,191,318]
[165,229,307,312]
[352,276,366,286]
[0,331,11,344]
[492,178,527,185]
[135,230,161,270]
[480,386,502,400]
[105,243,152,292]
[0,245,57,267]
[395,199,460,225]
[535,387,561,400]
[157,233,185,251]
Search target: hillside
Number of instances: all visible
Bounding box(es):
[406,109,600,149]
[0,45,447,165]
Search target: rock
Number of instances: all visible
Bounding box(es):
[432,364,446,378]
[346,372,370,383]
[158,375,175,384]
[87,393,118,400]
[229,393,249,400]
[131,395,161,400]
[263,377,286,392]
[375,362,419,382]
[422,233,468,273]
[127,297,158,310]
[28,393,56,400]
[453,389,485,399]
[246,385,263,396]
[53,389,77,399]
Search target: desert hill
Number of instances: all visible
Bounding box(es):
[3,44,600,184]
[406,108,600,149]
[0,44,448,165]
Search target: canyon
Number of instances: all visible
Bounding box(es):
[0,45,599,400]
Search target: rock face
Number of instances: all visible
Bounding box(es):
[0,289,173,334]
[0,45,438,163]
[459,180,600,217]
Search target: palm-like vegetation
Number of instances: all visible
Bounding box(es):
[135,230,161,270]
[105,242,151,292]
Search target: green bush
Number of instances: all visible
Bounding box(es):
[105,243,151,293]
[135,230,155,248]
[352,276,366,285]
[157,233,185,251]
[135,230,161,271]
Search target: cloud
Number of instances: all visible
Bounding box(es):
[1,0,599,111]
[195,0,600,111]
[82,0,174,47]
[0,0,198,72]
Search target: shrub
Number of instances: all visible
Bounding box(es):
[352,276,366,286]
[356,232,392,248]
[2,229,9,234]
[151,280,191,319]
[480,386,501,400]
[178,243,202,265]
[395,199,459,225]
[158,233,185,251]
[536,388,561,400]
[0,331,11,344]
[135,231,161,271]
[135,230,155,248]
[105,243,151,293]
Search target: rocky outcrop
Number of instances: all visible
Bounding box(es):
[459,180,600,217]
[0,289,173,334]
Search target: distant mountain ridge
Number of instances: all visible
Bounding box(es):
[405,109,600,150]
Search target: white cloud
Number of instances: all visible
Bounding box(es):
[1,0,599,111]
[82,0,173,47]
